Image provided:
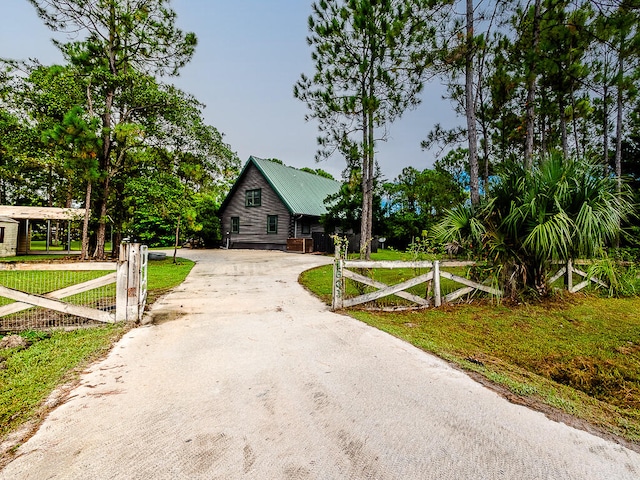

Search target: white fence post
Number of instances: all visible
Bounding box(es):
[433,260,442,307]
[115,243,147,322]
[139,245,148,317]
[332,246,344,311]
[115,244,129,322]
[126,243,141,321]
[565,258,573,292]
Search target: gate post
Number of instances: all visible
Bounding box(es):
[115,244,129,322]
[116,243,147,322]
[126,243,142,321]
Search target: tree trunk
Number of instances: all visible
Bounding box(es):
[560,97,568,157]
[366,110,375,259]
[173,216,181,264]
[359,87,367,257]
[359,107,374,260]
[571,84,581,158]
[466,0,480,206]
[112,230,122,257]
[614,44,624,249]
[93,174,110,259]
[94,10,116,260]
[81,180,92,261]
[93,80,114,260]
[603,82,609,166]
[478,89,490,193]
[359,57,376,261]
[541,91,547,154]
[615,48,623,196]
[524,0,542,169]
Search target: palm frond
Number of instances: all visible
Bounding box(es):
[522,211,573,260]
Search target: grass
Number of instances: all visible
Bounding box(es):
[0,271,113,307]
[300,250,640,445]
[146,257,195,303]
[0,255,70,263]
[0,256,195,442]
[0,325,128,440]
[27,240,112,252]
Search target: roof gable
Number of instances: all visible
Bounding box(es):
[221,157,341,216]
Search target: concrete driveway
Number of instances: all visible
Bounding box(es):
[2,249,639,479]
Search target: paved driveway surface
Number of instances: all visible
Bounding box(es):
[2,249,639,479]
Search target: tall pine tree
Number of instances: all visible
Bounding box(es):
[29,0,197,258]
[295,0,438,259]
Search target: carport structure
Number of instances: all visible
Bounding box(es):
[0,206,85,255]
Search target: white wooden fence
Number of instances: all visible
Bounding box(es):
[0,243,148,331]
[332,253,612,311]
[332,255,501,311]
[548,259,608,293]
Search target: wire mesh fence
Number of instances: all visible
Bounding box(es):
[0,267,117,332]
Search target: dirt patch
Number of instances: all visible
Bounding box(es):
[617,342,640,355]
[0,335,29,350]
[148,310,187,325]
[531,354,640,410]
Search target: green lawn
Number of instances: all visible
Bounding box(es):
[0,257,195,443]
[0,255,70,263]
[27,240,112,252]
[300,251,640,445]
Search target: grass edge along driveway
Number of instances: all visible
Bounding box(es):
[299,262,640,451]
[0,257,195,457]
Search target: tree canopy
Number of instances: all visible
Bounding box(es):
[2,0,639,268]
[2,0,239,256]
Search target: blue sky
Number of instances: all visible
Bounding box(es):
[2,0,459,181]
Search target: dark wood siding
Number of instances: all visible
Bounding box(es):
[16,220,28,255]
[290,216,324,239]
[220,164,291,249]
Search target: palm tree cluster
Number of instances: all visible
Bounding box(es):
[433,154,635,298]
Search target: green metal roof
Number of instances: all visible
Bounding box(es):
[249,156,341,216]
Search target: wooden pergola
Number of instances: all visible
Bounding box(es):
[0,206,85,255]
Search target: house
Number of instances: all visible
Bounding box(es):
[0,206,85,255]
[218,156,341,251]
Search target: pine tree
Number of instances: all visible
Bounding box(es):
[28,0,197,258]
[295,0,437,259]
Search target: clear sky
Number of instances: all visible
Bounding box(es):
[2,0,460,181]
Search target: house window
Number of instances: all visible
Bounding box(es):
[0,227,4,243]
[246,189,262,207]
[267,215,278,234]
[230,217,239,234]
[301,220,311,235]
